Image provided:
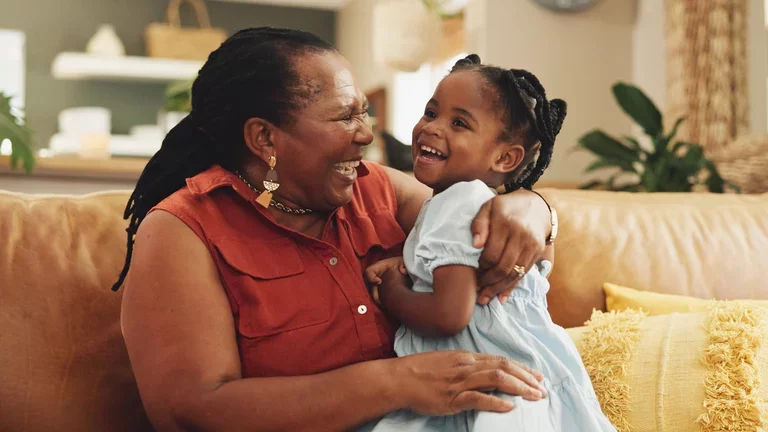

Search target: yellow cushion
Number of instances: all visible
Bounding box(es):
[604,282,768,315]
[567,304,768,431]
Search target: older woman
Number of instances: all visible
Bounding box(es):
[116,27,555,431]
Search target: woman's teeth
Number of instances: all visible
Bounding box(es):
[420,145,446,157]
[333,160,360,175]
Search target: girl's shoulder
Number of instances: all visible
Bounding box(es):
[420,180,495,229]
[430,180,496,209]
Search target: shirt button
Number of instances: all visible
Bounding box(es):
[329,257,339,266]
[357,305,368,315]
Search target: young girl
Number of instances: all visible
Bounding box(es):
[363,55,615,432]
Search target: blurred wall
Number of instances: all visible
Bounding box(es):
[0,0,335,147]
[465,0,637,184]
[339,0,638,185]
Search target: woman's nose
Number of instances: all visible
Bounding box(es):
[354,116,375,146]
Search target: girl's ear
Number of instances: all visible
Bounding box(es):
[491,144,526,174]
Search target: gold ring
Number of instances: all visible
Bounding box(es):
[513,265,526,278]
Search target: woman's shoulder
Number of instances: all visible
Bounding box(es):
[345,161,399,216]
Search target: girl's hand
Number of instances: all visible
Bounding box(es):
[391,351,546,415]
[470,190,551,305]
[365,258,407,305]
[364,257,407,286]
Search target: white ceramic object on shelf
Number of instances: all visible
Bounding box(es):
[86,25,126,57]
[372,0,441,72]
[49,133,162,158]
[58,107,111,135]
[52,52,202,82]
[158,111,189,134]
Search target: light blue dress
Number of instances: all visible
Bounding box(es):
[364,180,616,432]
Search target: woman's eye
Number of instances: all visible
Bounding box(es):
[423,109,436,119]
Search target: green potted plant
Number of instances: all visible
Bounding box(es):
[160,79,193,133]
[578,83,733,193]
[0,92,35,173]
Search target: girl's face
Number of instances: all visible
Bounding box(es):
[411,71,524,193]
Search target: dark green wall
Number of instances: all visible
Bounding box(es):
[0,0,335,146]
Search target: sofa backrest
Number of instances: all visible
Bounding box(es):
[0,190,151,431]
[540,189,768,328]
[3,187,768,430]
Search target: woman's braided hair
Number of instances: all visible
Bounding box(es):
[111,27,337,291]
[450,54,567,192]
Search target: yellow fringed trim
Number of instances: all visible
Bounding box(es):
[581,309,647,432]
[696,302,766,431]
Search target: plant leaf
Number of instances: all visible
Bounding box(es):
[585,158,635,173]
[612,82,663,137]
[578,130,640,163]
[616,182,643,192]
[666,117,685,142]
[579,180,604,190]
[0,100,36,173]
[623,136,644,153]
[703,160,725,193]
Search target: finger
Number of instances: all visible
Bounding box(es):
[477,210,509,274]
[364,266,381,282]
[451,391,514,414]
[470,201,493,248]
[474,354,545,387]
[498,286,514,304]
[399,263,407,275]
[462,369,542,401]
[478,280,515,305]
[478,230,523,288]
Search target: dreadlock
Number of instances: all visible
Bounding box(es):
[450,54,567,192]
[111,27,337,291]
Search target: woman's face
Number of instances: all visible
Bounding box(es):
[270,52,373,212]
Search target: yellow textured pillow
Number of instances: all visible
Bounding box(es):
[566,304,768,432]
[604,282,768,315]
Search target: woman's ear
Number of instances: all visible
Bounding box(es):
[243,117,275,163]
[492,144,526,174]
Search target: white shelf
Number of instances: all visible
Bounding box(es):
[52,52,202,83]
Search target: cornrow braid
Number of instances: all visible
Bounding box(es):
[111,27,337,291]
[449,55,567,192]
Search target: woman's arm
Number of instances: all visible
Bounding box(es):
[122,211,545,432]
[384,166,431,233]
[379,265,477,337]
[384,168,553,302]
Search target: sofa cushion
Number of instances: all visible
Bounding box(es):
[0,190,151,431]
[604,282,768,315]
[567,305,768,431]
[540,189,768,328]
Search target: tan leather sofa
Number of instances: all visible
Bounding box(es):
[1,188,767,431]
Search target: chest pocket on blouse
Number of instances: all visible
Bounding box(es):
[211,237,331,339]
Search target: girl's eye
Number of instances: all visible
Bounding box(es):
[453,119,469,128]
[424,109,436,119]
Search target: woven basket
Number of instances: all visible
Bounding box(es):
[709,135,768,194]
[145,0,226,61]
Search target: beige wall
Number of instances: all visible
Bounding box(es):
[474,0,637,183]
[340,0,637,185]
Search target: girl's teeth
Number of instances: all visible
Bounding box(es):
[420,145,444,156]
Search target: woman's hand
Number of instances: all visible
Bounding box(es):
[470,190,551,305]
[392,351,546,415]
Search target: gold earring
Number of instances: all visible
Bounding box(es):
[255,156,279,208]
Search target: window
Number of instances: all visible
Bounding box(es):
[390,52,468,145]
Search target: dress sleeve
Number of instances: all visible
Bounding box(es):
[414,180,495,276]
